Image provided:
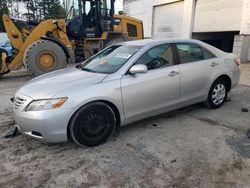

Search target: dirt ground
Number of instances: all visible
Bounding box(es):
[0,65,250,188]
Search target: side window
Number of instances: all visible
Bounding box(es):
[176,43,204,63]
[135,44,174,70]
[202,47,216,59]
[127,23,137,37]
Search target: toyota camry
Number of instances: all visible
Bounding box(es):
[12,39,240,147]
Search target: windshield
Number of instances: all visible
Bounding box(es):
[65,0,78,20]
[65,0,96,20]
[79,45,142,74]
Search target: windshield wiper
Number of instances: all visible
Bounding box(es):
[81,67,96,73]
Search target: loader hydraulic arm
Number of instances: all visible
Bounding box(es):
[2,14,24,50]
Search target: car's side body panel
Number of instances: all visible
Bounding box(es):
[178,57,221,105]
[55,78,126,124]
[121,65,181,123]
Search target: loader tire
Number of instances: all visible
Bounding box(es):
[23,40,67,77]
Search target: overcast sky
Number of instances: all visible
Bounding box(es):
[115,0,123,12]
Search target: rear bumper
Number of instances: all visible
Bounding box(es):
[231,67,241,89]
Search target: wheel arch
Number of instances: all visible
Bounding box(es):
[215,74,232,92]
[67,100,121,141]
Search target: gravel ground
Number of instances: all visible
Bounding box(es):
[0,67,250,188]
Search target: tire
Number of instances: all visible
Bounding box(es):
[69,102,117,147]
[205,78,228,109]
[23,40,67,77]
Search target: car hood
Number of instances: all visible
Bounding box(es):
[18,67,108,99]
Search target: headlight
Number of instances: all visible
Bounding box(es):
[25,97,67,111]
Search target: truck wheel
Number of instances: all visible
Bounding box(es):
[69,102,117,147]
[23,40,67,77]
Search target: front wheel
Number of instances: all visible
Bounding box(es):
[69,102,116,147]
[205,79,228,109]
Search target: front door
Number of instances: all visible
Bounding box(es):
[121,43,181,122]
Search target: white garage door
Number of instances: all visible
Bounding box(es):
[193,0,243,32]
[153,1,184,39]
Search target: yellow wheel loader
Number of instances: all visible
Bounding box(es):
[0,0,143,77]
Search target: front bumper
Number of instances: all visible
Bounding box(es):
[13,92,76,143]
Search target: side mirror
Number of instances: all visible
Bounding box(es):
[129,64,148,74]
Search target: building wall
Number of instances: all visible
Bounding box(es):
[152,1,185,38]
[124,0,181,37]
[193,0,243,32]
[240,0,250,35]
[124,0,245,38]
[233,35,250,63]
[235,0,250,62]
[124,0,250,63]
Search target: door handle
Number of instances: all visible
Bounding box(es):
[168,71,179,77]
[211,62,218,67]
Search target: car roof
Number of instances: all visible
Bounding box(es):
[124,38,203,46]
[123,38,225,57]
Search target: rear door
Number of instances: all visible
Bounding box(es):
[121,43,181,122]
[175,42,220,105]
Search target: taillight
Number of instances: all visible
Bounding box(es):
[234,58,241,66]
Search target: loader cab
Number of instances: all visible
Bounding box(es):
[66,0,115,39]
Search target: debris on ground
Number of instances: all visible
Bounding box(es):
[4,127,20,138]
[247,129,250,139]
[241,107,249,112]
[152,124,159,127]
[171,159,176,163]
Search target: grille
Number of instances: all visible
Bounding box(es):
[13,96,27,109]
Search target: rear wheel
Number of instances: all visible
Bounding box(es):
[23,40,67,77]
[205,79,228,109]
[69,102,116,147]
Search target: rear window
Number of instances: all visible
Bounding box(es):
[202,47,216,59]
[176,43,216,63]
[127,23,137,37]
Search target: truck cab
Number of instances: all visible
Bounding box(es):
[66,0,115,39]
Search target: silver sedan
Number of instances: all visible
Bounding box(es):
[13,39,240,146]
